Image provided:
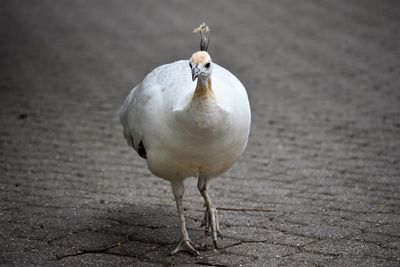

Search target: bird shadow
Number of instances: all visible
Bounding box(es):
[52,200,225,265]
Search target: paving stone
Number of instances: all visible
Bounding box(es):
[352,232,400,250]
[223,242,298,259]
[303,239,400,262]
[283,252,337,266]
[106,240,160,258]
[58,253,138,267]
[1,0,400,266]
[325,255,398,267]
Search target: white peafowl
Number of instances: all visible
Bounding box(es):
[119,23,251,255]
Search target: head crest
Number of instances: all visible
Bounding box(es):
[193,22,210,51]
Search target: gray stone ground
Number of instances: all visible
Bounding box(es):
[1,0,400,266]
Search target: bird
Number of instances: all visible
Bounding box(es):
[119,23,251,255]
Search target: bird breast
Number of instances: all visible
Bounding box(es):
[173,95,232,141]
[148,103,242,180]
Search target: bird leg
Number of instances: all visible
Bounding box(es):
[171,180,200,256]
[197,178,223,248]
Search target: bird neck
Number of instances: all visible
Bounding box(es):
[178,75,226,135]
[192,76,215,101]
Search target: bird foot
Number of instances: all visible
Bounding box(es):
[171,238,200,256]
[201,206,223,248]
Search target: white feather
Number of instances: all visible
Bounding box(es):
[119,60,251,181]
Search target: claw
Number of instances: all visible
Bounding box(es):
[201,206,223,248]
[218,229,223,239]
[171,239,200,256]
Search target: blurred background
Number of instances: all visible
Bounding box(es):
[1,1,399,266]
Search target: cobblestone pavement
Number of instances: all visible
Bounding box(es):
[1,1,400,266]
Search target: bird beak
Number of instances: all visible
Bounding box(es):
[192,67,200,81]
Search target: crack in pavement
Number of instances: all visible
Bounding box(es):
[54,243,126,261]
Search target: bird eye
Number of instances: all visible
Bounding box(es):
[189,63,192,68]
[205,63,211,68]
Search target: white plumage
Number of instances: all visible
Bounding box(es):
[119,26,251,255]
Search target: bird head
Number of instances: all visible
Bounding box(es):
[189,51,213,81]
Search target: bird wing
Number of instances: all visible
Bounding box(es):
[119,80,162,158]
[212,64,251,121]
[119,84,142,154]
[119,61,190,158]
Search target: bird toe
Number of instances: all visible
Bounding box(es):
[171,239,200,256]
[201,207,223,248]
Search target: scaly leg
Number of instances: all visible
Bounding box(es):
[197,177,223,248]
[171,180,200,256]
